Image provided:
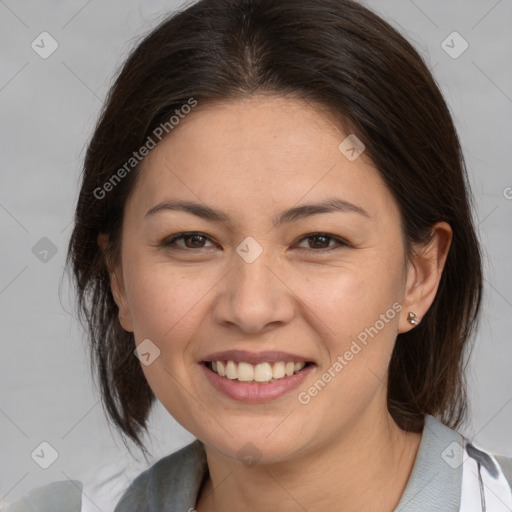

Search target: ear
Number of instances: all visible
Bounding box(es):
[97,233,134,332]
[398,222,453,333]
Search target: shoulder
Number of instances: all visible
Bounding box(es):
[114,439,207,512]
[396,415,512,510]
[0,441,207,512]
[460,437,512,509]
[466,443,512,490]
[495,453,512,486]
[0,480,83,512]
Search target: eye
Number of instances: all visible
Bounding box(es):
[295,233,349,251]
[159,231,349,252]
[160,232,216,250]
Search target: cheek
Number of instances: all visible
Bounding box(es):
[291,256,402,395]
[123,255,210,345]
[294,271,402,421]
[295,255,402,337]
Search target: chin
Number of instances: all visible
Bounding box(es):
[197,424,312,466]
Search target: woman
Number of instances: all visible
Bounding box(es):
[4,0,511,510]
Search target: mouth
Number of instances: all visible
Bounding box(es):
[203,360,314,384]
[199,350,317,402]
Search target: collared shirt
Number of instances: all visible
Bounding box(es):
[3,415,512,511]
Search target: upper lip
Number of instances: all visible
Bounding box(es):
[201,350,314,365]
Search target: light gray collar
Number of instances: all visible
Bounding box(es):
[116,414,463,511]
[395,414,463,511]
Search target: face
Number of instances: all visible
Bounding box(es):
[109,95,434,463]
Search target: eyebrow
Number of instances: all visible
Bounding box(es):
[144,198,370,226]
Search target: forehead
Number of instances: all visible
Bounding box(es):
[128,95,399,226]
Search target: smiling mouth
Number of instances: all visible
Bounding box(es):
[204,360,314,383]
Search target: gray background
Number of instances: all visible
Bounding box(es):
[1,0,511,510]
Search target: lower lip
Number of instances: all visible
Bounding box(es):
[200,363,315,403]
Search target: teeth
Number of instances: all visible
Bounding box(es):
[254,362,273,382]
[208,360,307,383]
[237,362,254,382]
[272,361,285,379]
[225,361,237,380]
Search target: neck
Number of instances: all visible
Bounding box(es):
[196,407,423,512]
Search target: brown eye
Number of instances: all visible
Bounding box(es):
[182,234,207,248]
[161,232,215,250]
[308,234,331,249]
[296,233,349,251]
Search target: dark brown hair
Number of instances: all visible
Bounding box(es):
[66,0,483,455]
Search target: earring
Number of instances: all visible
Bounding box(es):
[407,312,419,325]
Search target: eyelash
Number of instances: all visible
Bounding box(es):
[160,232,350,252]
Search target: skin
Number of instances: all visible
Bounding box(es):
[102,95,452,511]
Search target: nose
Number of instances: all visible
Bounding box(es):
[212,249,295,334]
